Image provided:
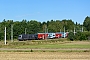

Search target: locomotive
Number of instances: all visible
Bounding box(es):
[18,34,38,41]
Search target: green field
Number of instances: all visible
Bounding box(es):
[0,39,90,52]
[14,42,90,49]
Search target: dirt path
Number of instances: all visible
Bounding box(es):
[0,52,90,60]
[0,48,90,51]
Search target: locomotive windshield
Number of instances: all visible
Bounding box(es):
[18,35,21,37]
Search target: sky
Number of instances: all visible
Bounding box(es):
[0,0,90,24]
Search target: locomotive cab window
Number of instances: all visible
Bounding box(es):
[18,35,22,38]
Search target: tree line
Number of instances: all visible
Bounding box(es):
[67,16,90,41]
[0,16,90,40]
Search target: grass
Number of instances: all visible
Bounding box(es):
[14,43,90,49]
[0,39,90,52]
[0,39,90,60]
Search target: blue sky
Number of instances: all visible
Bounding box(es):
[0,0,90,24]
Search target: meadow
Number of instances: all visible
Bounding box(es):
[0,38,90,52]
[0,39,90,60]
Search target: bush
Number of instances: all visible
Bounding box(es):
[79,33,87,40]
[68,32,74,41]
[68,31,88,41]
[31,49,33,52]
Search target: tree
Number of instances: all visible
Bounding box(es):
[68,32,74,41]
[0,18,86,40]
[74,32,87,40]
[83,16,90,31]
[13,21,21,39]
[79,33,87,40]
[27,20,41,34]
[47,20,56,32]
[61,19,75,32]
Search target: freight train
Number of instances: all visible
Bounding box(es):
[18,32,68,41]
